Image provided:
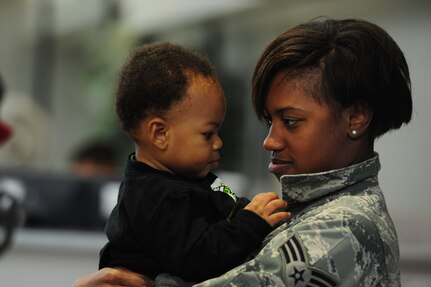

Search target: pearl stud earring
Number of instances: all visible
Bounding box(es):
[352,130,358,136]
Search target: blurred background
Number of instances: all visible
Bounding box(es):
[0,0,430,286]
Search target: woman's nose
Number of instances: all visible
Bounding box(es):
[263,125,283,152]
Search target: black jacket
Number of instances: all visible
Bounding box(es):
[99,155,271,282]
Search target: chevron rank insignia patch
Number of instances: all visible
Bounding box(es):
[279,235,338,287]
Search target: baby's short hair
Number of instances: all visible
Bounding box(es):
[116,42,217,134]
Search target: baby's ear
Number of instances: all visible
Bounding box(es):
[147,117,169,150]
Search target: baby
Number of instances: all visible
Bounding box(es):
[99,42,290,283]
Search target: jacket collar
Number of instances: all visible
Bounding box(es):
[280,153,380,203]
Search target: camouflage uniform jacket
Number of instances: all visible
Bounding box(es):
[193,153,400,287]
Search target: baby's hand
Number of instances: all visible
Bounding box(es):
[244,192,290,227]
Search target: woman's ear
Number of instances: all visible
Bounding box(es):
[345,101,373,139]
[147,117,169,150]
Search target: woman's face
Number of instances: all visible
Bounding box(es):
[263,72,355,179]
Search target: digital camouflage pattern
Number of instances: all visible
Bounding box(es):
[188,153,400,287]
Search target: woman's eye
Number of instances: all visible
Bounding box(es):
[283,118,299,127]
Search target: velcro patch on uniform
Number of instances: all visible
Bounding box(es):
[279,235,338,287]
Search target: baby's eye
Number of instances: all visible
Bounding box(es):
[203,132,214,140]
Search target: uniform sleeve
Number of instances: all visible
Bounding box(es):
[192,205,388,287]
[127,178,271,283]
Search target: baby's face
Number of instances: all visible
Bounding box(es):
[163,74,226,178]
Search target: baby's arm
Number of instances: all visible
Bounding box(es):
[244,192,290,227]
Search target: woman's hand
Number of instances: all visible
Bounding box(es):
[245,192,290,227]
[72,267,154,287]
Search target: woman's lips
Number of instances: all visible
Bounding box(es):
[268,158,293,175]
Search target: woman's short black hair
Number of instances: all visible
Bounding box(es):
[252,18,412,139]
[116,41,217,134]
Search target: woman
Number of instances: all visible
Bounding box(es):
[73,18,411,286]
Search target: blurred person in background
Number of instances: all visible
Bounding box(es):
[0,73,24,256]
[0,74,12,146]
[71,140,121,179]
[73,17,411,286]
[0,77,51,169]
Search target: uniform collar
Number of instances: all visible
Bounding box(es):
[280,153,380,203]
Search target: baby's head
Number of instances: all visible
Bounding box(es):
[116,42,225,178]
